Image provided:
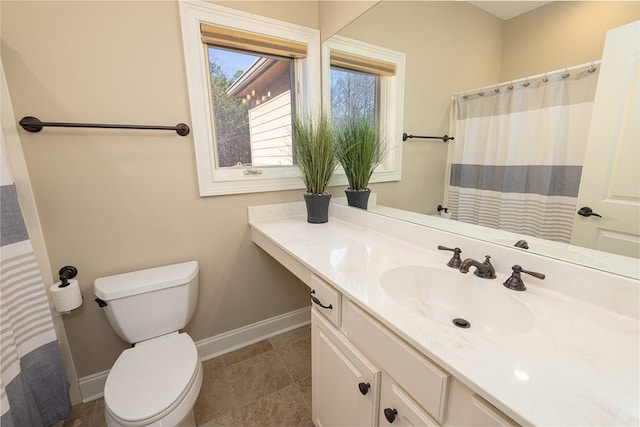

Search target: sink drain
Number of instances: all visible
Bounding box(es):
[452,318,471,328]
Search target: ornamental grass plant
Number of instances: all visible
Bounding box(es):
[293,114,338,195]
[335,114,382,191]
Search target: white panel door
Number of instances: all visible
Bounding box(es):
[311,309,380,427]
[571,20,640,259]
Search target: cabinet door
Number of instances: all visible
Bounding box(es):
[379,373,440,427]
[312,309,380,427]
[470,395,518,427]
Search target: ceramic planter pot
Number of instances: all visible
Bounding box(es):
[345,188,371,210]
[304,193,332,223]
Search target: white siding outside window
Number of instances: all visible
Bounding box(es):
[249,91,294,166]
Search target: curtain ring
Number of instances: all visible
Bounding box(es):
[462,93,468,99]
[588,62,597,73]
[562,68,570,78]
[507,82,514,90]
[478,88,484,96]
[542,73,548,83]
[494,85,500,93]
[523,79,530,87]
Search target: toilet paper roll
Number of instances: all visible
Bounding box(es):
[50,279,83,312]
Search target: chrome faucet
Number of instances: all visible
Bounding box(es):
[459,255,496,279]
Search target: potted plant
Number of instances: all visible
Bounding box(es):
[293,114,339,223]
[335,114,382,209]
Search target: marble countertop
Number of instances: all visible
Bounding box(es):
[248,202,639,426]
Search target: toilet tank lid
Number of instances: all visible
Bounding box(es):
[94,261,199,301]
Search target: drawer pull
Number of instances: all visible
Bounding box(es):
[384,408,398,423]
[310,289,333,310]
[358,382,370,395]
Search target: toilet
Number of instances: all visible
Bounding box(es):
[94,261,203,427]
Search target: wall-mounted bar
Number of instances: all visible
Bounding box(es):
[402,132,454,142]
[19,116,190,136]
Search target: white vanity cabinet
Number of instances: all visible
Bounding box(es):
[250,201,640,426]
[310,274,519,427]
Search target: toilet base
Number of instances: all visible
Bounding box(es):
[176,409,196,427]
[106,409,197,427]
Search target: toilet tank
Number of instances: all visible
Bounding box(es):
[94,261,199,344]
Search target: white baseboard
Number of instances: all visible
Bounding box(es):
[196,306,311,362]
[78,370,110,403]
[78,306,311,402]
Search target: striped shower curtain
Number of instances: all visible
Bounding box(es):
[448,66,599,243]
[1,139,71,425]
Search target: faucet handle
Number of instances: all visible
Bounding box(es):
[437,245,462,268]
[503,265,545,291]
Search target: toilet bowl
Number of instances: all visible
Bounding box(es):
[104,333,203,427]
[95,261,202,427]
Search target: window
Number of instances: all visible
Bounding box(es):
[179,1,321,196]
[207,47,295,168]
[322,35,405,184]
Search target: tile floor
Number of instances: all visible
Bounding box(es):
[60,325,313,427]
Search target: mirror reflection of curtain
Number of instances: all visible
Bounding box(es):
[0,138,71,426]
[448,67,600,243]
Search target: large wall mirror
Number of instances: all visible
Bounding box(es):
[324,1,640,279]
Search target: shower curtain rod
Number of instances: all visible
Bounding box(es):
[453,59,601,98]
[18,116,190,136]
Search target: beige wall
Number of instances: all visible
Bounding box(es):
[501,2,640,81]
[0,0,324,379]
[318,1,379,41]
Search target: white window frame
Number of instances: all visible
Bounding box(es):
[179,0,321,196]
[322,35,406,185]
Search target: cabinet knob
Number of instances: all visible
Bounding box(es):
[384,408,398,423]
[358,382,370,395]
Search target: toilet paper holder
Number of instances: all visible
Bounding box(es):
[58,265,78,288]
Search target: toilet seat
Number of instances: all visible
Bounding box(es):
[104,332,201,426]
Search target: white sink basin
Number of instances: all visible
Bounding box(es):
[381,265,535,335]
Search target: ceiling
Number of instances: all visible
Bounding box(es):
[468,1,552,20]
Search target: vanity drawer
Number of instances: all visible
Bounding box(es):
[310,274,341,327]
[345,300,450,424]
